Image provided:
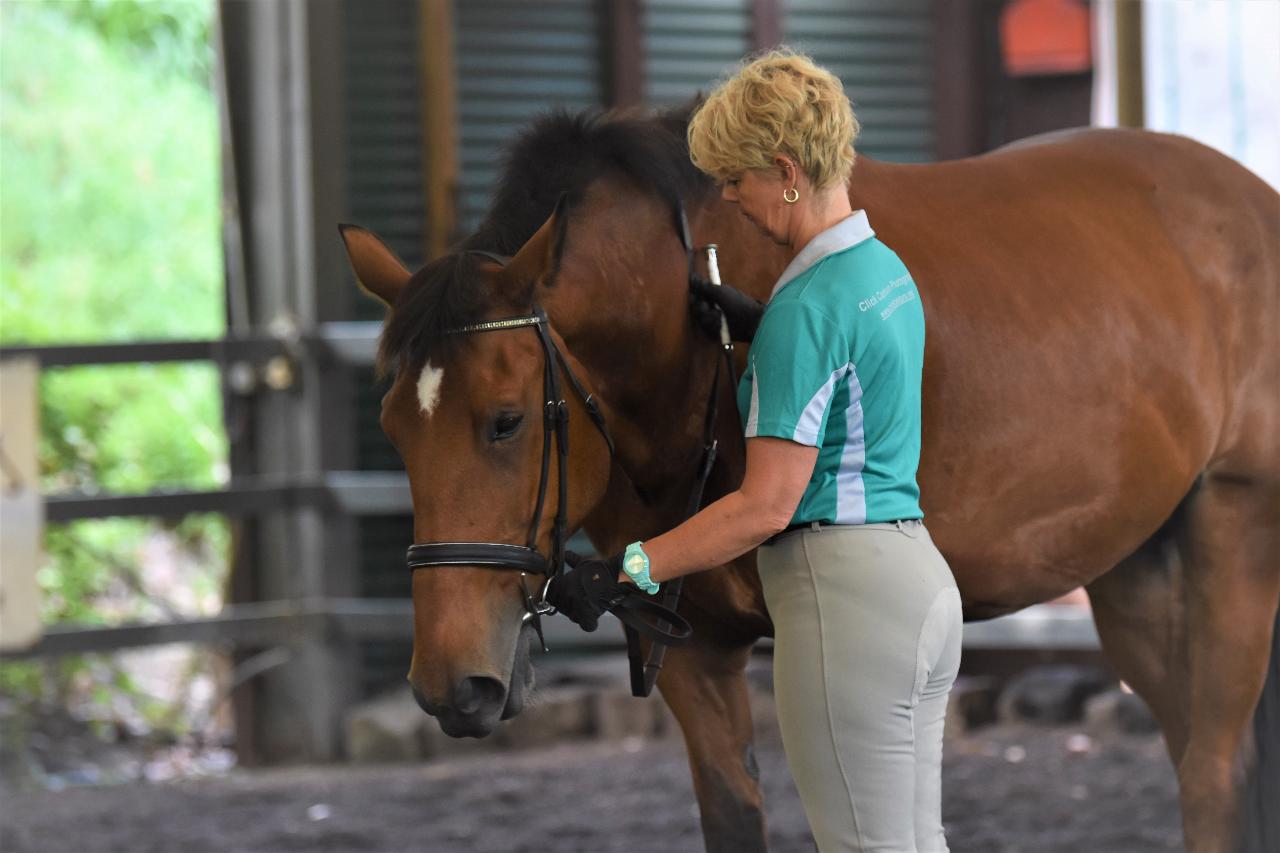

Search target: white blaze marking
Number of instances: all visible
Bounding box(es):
[416,361,444,417]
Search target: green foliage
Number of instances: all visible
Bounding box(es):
[0,1,226,726]
[1,2,222,344]
[58,0,213,84]
[40,365,225,494]
[0,661,44,701]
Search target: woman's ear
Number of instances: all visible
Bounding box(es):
[774,155,798,189]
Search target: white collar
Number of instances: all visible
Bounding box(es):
[770,210,876,300]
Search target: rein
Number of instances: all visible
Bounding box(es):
[404,203,733,698]
[624,206,738,698]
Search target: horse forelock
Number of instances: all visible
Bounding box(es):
[376,253,538,381]
[375,252,488,378]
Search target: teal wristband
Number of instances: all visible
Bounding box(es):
[622,541,660,595]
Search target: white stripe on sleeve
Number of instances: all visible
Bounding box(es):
[791,363,851,446]
[834,365,868,524]
[744,369,762,438]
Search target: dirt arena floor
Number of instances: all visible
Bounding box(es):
[1,717,1180,853]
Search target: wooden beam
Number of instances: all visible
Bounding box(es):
[0,600,1102,661]
[932,0,986,160]
[751,0,782,52]
[602,0,644,108]
[419,0,458,260]
[1114,0,1144,128]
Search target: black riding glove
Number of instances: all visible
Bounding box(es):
[546,550,629,632]
[689,277,765,343]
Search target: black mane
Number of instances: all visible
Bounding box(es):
[377,103,711,374]
[466,103,709,255]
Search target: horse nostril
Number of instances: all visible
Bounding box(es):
[454,675,506,716]
[411,685,433,715]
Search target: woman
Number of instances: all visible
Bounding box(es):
[549,49,962,853]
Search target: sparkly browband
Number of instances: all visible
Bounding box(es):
[445,315,546,335]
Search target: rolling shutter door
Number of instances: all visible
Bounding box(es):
[341,0,422,695]
[454,0,604,233]
[343,0,428,296]
[645,0,752,108]
[784,0,936,163]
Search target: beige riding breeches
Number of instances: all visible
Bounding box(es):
[758,520,962,853]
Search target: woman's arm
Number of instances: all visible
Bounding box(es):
[641,436,819,584]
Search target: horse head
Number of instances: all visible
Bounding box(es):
[338,107,760,739]
[340,206,615,738]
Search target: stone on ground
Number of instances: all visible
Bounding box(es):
[1084,687,1159,734]
[945,676,1001,736]
[997,664,1113,725]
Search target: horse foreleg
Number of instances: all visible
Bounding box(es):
[1174,478,1280,853]
[658,635,769,853]
[1086,534,1190,763]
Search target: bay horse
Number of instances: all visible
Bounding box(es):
[340,107,1279,853]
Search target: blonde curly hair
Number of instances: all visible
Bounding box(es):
[688,48,860,190]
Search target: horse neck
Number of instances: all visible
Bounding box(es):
[544,182,725,512]
[579,197,789,544]
[571,297,733,548]
[690,198,791,302]
[547,181,795,547]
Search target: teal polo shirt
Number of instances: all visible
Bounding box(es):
[736,211,925,525]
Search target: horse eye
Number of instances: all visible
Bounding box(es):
[492,413,523,441]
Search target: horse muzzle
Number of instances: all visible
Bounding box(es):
[412,674,508,738]
[409,623,536,737]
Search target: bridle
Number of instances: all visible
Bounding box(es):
[404,205,731,697]
[405,272,622,653]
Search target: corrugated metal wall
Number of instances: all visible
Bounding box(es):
[784,0,935,163]
[343,0,427,304]
[643,0,935,163]
[342,1,421,695]
[342,0,415,479]
[341,0,936,303]
[645,0,752,107]
[453,0,604,233]
[341,0,416,478]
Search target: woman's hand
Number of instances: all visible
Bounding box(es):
[545,551,630,632]
[689,278,765,342]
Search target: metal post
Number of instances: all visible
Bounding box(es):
[932,0,985,159]
[219,0,359,763]
[602,0,645,108]
[750,0,782,52]
[1114,0,1144,129]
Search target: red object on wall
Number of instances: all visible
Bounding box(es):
[999,0,1092,76]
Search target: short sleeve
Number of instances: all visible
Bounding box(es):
[743,301,850,446]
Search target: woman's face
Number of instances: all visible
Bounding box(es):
[721,167,792,246]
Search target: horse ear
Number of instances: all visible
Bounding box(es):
[506,193,572,290]
[546,192,571,283]
[338,224,412,306]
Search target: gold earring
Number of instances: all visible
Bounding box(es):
[783,187,799,204]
